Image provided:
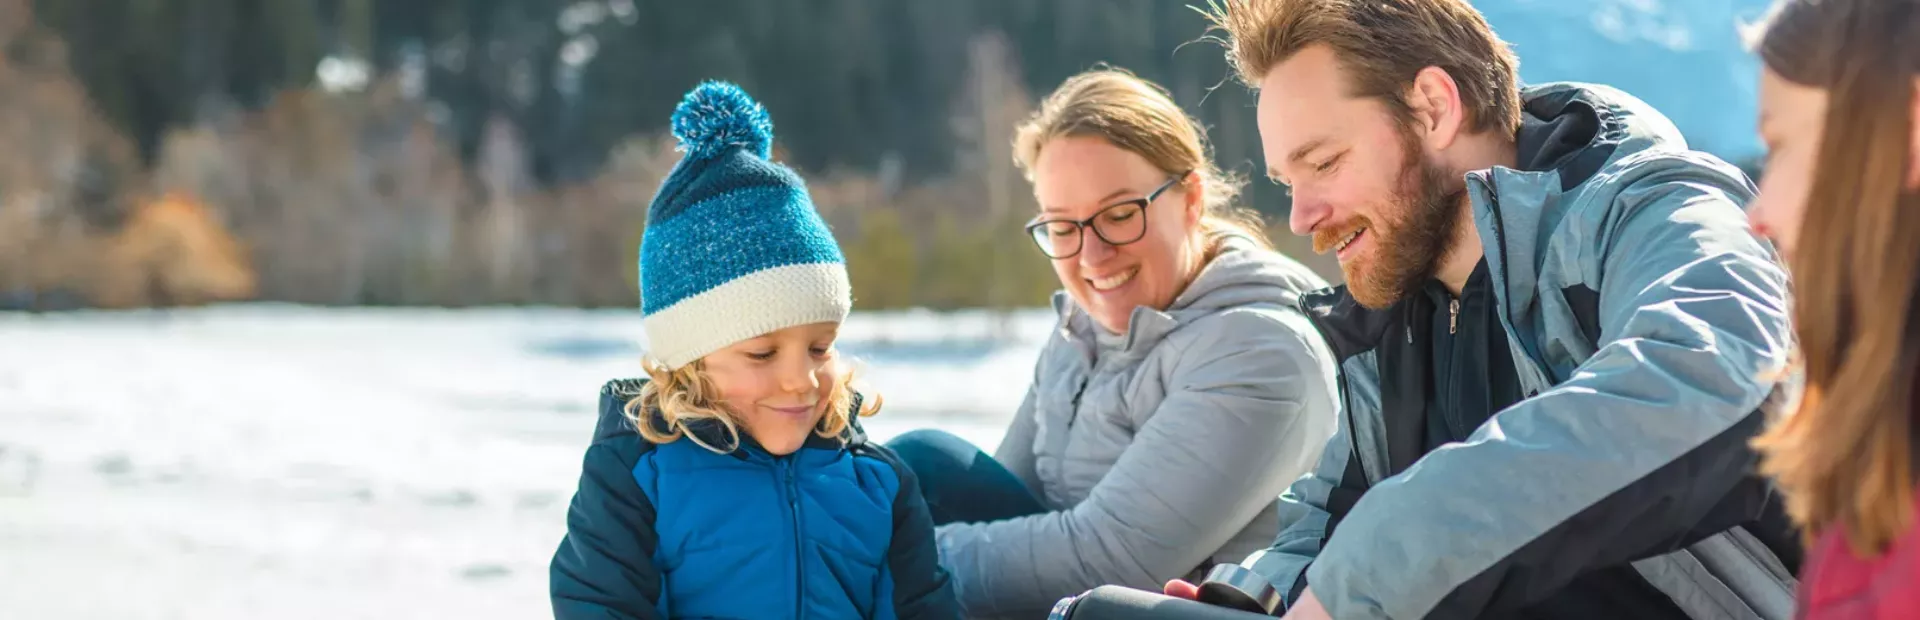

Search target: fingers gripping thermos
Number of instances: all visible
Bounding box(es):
[1050,565,1282,619]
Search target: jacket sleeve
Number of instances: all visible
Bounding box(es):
[1241,407,1363,606]
[1304,161,1793,619]
[869,443,963,620]
[551,439,664,620]
[934,308,1340,617]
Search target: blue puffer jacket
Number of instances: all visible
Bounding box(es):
[551,378,960,620]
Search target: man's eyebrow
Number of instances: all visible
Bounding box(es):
[1267,137,1330,184]
[1287,137,1329,165]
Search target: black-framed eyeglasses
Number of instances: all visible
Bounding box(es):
[1024,171,1190,260]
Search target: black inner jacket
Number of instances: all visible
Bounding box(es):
[1412,259,1689,620]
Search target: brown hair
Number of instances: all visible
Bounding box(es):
[1748,0,1920,556]
[1012,67,1273,255]
[626,357,879,454]
[1200,0,1522,137]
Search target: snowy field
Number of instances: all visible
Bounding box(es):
[0,305,1049,620]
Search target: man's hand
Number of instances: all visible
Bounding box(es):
[1278,587,1330,620]
[1163,579,1201,600]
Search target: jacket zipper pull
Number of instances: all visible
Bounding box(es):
[1449,298,1460,335]
[785,461,797,505]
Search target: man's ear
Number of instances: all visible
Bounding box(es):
[1405,66,1466,151]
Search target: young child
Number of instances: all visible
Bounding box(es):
[549,81,958,620]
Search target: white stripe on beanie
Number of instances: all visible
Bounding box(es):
[642,261,852,369]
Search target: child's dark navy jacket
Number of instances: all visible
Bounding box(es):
[550,378,959,620]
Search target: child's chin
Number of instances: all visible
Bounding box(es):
[760,435,808,456]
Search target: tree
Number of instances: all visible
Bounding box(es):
[952,30,1040,337]
[843,206,919,311]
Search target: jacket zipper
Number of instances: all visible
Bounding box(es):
[1440,293,1459,438]
[783,457,805,619]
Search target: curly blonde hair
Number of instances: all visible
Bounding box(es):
[622,357,881,454]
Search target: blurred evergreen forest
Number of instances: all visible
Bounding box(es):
[1,0,1758,311]
[0,0,1334,312]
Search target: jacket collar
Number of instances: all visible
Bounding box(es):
[1470,82,1699,341]
[1052,291,1177,364]
[595,378,864,460]
[1301,83,1640,359]
[1052,235,1320,362]
[1298,285,1399,363]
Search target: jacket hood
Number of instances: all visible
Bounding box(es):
[1509,81,1692,193]
[1467,81,1756,357]
[1304,81,1725,360]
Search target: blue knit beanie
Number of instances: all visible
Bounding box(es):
[639,81,851,369]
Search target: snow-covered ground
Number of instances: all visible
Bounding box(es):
[0,305,1049,620]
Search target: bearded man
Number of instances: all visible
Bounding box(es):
[1166,1,1803,619]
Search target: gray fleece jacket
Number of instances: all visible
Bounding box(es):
[935,237,1340,618]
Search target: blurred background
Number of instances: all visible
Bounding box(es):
[0,0,1772,618]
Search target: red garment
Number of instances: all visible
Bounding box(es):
[1796,496,1920,619]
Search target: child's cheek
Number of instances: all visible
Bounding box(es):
[814,364,842,398]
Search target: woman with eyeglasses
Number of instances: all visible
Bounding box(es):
[885,68,1340,618]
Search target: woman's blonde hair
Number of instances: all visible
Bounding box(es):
[1012,67,1273,258]
[1748,0,1920,556]
[623,357,880,454]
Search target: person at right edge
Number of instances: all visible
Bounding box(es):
[1165,1,1802,618]
[1745,0,1920,617]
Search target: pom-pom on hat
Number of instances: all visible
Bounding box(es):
[639,81,851,369]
